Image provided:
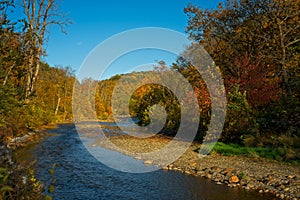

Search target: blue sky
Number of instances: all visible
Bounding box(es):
[41,0,221,79]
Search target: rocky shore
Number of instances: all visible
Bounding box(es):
[6,124,58,150]
[96,135,300,200]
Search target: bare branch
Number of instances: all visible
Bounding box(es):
[285,39,300,48]
[20,0,71,100]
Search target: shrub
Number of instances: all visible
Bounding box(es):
[222,85,258,143]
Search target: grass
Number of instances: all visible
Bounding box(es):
[212,142,275,158]
[196,142,299,164]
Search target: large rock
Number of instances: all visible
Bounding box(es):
[229,175,240,183]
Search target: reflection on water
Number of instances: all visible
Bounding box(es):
[18,123,277,200]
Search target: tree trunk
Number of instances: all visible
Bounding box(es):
[2,64,15,86]
[54,97,61,116]
[277,14,292,98]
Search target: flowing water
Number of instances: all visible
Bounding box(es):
[17,123,278,200]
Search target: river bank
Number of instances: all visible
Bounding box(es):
[7,131,48,150]
[95,134,300,200]
[7,122,66,150]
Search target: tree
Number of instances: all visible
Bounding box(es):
[35,64,75,122]
[184,0,300,142]
[225,54,282,108]
[21,0,70,100]
[185,0,300,97]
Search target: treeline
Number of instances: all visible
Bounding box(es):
[0,0,73,144]
[0,28,75,143]
[184,0,299,147]
[0,60,74,142]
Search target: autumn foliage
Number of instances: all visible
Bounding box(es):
[184,0,300,149]
[225,54,282,108]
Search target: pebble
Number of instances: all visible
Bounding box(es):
[222,168,235,175]
[247,181,255,188]
[189,162,197,168]
[287,175,295,179]
[184,171,191,175]
[135,156,142,160]
[144,160,153,165]
[206,174,212,179]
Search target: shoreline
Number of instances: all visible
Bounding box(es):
[7,123,59,150]
[95,135,300,200]
[7,121,299,199]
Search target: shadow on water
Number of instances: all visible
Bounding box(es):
[18,123,278,200]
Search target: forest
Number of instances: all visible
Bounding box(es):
[0,0,299,199]
[92,0,300,160]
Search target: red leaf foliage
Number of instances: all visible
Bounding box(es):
[225,55,282,107]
